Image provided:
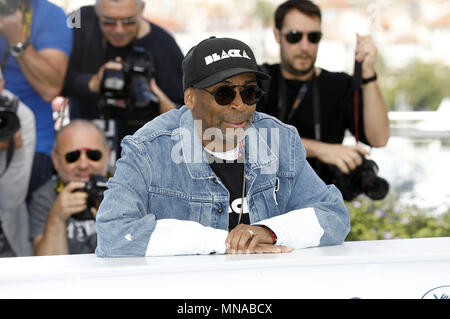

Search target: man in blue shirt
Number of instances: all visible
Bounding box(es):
[0,0,73,193]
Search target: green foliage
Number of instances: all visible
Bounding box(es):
[345,192,450,241]
[379,59,450,111]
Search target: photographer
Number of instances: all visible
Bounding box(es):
[257,0,390,193]
[28,120,110,255]
[0,69,35,256]
[0,0,72,195]
[62,0,184,156]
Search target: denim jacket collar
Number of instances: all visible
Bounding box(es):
[178,108,278,180]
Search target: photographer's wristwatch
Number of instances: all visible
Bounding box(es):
[9,41,30,58]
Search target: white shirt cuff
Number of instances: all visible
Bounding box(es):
[145,219,228,256]
[254,207,324,249]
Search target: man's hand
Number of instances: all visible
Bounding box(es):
[317,143,370,174]
[50,181,87,222]
[355,33,377,79]
[0,10,26,44]
[225,224,293,254]
[34,181,87,256]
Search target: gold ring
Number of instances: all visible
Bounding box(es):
[247,229,254,237]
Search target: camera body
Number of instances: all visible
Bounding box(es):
[72,175,108,221]
[0,0,21,16]
[0,94,20,141]
[327,156,389,201]
[99,46,159,120]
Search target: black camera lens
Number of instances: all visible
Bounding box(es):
[363,176,389,200]
[72,175,107,221]
[328,156,389,201]
[0,96,20,141]
[356,160,389,200]
[98,46,159,119]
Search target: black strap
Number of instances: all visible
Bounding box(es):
[277,69,321,140]
[352,61,362,144]
[0,137,15,178]
[286,80,310,123]
[277,70,311,123]
[276,70,288,122]
[311,72,321,141]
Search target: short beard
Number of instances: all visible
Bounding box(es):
[281,58,315,77]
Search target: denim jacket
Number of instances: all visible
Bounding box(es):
[95,107,350,257]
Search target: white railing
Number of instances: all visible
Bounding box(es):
[388,111,450,139]
[0,237,449,299]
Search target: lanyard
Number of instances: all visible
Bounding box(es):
[352,61,362,143]
[277,69,322,140]
[236,140,246,225]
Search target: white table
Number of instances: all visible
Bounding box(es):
[0,237,449,299]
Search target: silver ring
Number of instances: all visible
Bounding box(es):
[247,229,254,238]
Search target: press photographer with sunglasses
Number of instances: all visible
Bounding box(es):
[95,36,350,257]
[62,0,184,159]
[257,0,389,187]
[28,120,110,255]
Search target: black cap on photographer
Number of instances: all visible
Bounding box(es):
[182,37,270,90]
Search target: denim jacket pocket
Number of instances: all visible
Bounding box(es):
[188,201,213,226]
[148,186,212,225]
[148,187,191,220]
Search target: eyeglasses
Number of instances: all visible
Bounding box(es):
[100,17,138,27]
[64,148,103,164]
[202,85,264,106]
[283,30,322,44]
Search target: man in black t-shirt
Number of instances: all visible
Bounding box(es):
[257,0,389,185]
[62,0,184,157]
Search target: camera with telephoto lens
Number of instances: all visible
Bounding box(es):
[72,175,108,221]
[0,0,21,16]
[0,95,20,141]
[327,156,389,201]
[98,46,159,120]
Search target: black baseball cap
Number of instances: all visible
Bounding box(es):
[182,36,270,90]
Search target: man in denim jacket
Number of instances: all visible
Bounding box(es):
[95,37,350,257]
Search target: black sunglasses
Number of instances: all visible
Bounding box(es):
[283,30,322,44]
[100,17,138,27]
[64,148,103,163]
[203,85,264,106]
